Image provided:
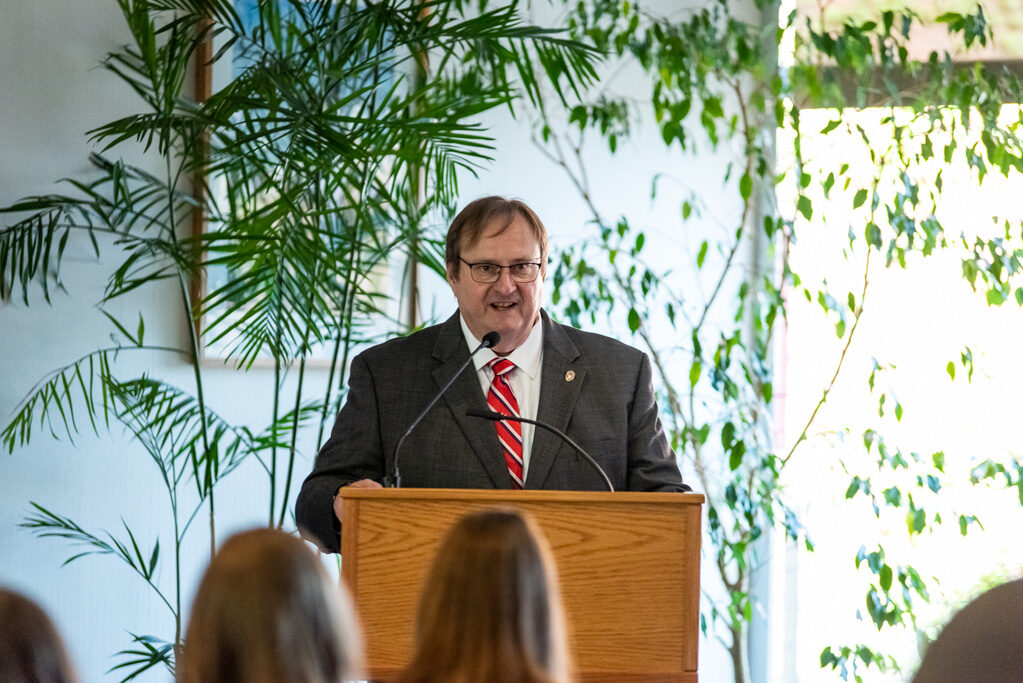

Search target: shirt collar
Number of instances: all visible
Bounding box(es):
[458,313,543,380]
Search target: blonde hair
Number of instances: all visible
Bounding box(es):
[177,528,362,683]
[401,509,570,683]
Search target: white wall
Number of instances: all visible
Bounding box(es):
[1,2,749,682]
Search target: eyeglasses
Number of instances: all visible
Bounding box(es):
[458,257,543,283]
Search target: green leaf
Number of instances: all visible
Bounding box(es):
[796,195,813,220]
[882,487,901,506]
[739,173,752,201]
[627,308,641,333]
[921,138,933,159]
[907,508,926,534]
[101,310,140,346]
[721,421,735,449]
[729,441,746,470]
[866,549,883,573]
[879,564,893,591]
[894,402,903,421]
[820,118,842,134]
[695,423,711,445]
[853,189,868,209]
[957,514,982,536]
[697,241,708,268]
[946,361,955,380]
[689,360,701,388]
[986,288,1005,306]
[703,96,724,118]
[865,222,882,248]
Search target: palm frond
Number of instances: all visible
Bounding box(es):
[138,0,241,31]
[88,110,204,155]
[0,154,195,304]
[0,199,97,304]
[107,376,253,495]
[2,349,118,452]
[109,633,175,682]
[20,504,174,614]
[247,399,325,476]
[1,336,190,454]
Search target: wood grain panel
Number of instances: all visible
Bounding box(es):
[339,489,704,682]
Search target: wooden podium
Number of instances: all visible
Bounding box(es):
[338,488,704,682]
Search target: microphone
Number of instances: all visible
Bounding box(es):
[385,331,500,488]
[465,408,615,492]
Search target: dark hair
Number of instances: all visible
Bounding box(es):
[445,196,549,276]
[400,508,569,683]
[177,528,363,683]
[0,588,78,683]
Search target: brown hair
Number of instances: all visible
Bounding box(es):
[400,508,570,683]
[177,528,363,683]
[912,577,1023,682]
[0,588,78,683]
[445,196,549,277]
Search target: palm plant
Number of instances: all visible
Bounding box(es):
[0,0,598,677]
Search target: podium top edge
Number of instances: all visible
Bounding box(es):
[337,488,706,504]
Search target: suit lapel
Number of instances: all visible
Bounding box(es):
[432,314,508,488]
[525,311,582,489]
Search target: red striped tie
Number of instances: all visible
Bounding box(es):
[487,358,524,489]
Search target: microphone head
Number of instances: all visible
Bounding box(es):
[481,331,501,348]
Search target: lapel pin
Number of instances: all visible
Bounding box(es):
[565,370,576,382]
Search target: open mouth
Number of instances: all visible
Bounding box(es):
[490,302,517,311]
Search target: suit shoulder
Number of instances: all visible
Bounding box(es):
[553,320,646,362]
[355,322,444,364]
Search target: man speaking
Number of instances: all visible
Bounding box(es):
[296,196,690,553]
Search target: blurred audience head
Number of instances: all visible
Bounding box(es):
[178,527,362,683]
[0,588,78,683]
[402,508,569,683]
[913,576,1023,683]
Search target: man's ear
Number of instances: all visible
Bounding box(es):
[446,263,458,285]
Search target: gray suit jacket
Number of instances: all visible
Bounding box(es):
[296,310,688,552]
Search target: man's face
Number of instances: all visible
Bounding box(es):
[447,213,546,355]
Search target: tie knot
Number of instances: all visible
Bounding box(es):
[488,358,515,377]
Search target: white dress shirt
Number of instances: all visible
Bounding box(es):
[459,315,544,480]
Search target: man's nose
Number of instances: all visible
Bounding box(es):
[492,266,517,291]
